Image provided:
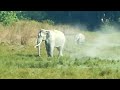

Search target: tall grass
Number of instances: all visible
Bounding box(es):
[0,20,120,78]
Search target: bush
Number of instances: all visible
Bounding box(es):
[0,11,19,26]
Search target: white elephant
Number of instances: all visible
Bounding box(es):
[74,33,85,45]
[35,29,66,57]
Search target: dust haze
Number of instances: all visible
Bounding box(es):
[61,24,120,60]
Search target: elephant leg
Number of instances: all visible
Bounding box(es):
[56,47,60,56]
[59,47,63,56]
[49,44,54,57]
[45,41,54,57]
[45,43,49,56]
[38,45,40,56]
[45,41,50,57]
[57,46,63,57]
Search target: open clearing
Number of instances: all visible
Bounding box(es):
[0,21,120,79]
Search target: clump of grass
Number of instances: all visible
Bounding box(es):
[99,68,112,76]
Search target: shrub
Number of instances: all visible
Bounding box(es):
[0,11,18,26]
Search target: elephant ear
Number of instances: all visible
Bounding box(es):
[40,30,46,37]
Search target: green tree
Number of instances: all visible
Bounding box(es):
[0,11,18,25]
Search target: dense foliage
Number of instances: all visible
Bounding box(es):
[0,11,18,25]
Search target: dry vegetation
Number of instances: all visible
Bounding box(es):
[0,20,120,79]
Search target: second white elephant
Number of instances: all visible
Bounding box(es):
[35,29,66,57]
[74,33,85,44]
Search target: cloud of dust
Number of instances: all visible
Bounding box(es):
[62,23,120,60]
[84,24,120,59]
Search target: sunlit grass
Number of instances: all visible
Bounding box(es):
[0,21,120,78]
[0,44,120,79]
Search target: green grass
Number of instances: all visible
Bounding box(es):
[1,21,120,79]
[0,44,120,79]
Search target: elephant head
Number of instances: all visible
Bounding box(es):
[35,29,49,56]
[75,33,85,45]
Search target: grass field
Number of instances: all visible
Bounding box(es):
[0,20,120,79]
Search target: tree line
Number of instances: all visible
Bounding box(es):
[0,11,120,30]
